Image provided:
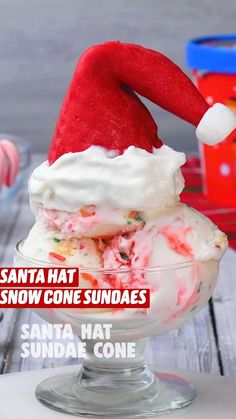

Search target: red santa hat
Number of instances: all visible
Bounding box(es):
[48,41,236,164]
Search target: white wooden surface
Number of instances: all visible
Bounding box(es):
[0,154,235,377]
[1,366,236,419]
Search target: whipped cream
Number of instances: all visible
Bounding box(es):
[29,145,186,213]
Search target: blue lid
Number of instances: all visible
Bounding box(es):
[186,34,236,73]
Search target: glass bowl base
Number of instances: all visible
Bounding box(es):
[35,369,196,417]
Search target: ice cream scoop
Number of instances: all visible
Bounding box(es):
[22,203,227,291]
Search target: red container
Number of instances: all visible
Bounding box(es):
[186,35,236,207]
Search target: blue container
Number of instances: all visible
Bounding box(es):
[186,34,236,74]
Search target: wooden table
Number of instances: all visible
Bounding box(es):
[0,154,236,378]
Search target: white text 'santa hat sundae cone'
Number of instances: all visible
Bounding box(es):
[49,41,236,163]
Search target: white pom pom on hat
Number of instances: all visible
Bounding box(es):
[196,103,236,146]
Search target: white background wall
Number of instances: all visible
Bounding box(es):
[0,0,235,153]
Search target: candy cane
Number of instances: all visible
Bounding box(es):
[0,146,7,191]
[0,139,20,188]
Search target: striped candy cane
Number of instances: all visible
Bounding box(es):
[0,139,20,189]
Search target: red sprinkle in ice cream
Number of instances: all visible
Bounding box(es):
[48,252,66,262]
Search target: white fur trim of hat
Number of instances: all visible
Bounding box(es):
[196,103,236,146]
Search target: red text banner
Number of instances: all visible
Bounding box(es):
[0,268,150,309]
[0,267,79,288]
[0,288,150,309]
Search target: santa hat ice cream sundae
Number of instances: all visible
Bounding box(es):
[24,42,230,300]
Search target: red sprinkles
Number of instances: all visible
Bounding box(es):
[49,252,66,262]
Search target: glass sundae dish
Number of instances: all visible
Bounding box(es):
[15,245,220,417]
[14,41,235,417]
